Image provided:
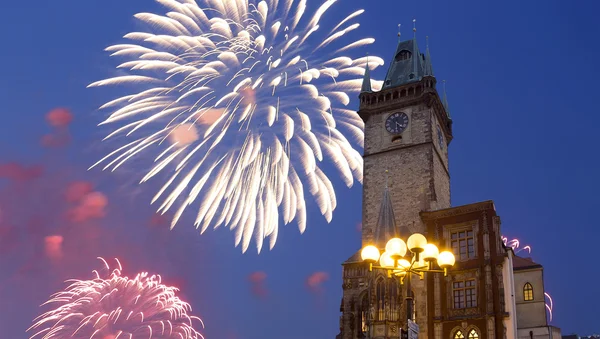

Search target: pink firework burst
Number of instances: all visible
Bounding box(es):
[28,258,205,339]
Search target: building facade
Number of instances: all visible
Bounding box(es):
[336,35,560,339]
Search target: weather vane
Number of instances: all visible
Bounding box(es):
[398,24,402,41]
[413,18,417,38]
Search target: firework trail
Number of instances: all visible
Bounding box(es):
[88,0,384,253]
[501,236,531,254]
[545,292,554,322]
[28,258,205,339]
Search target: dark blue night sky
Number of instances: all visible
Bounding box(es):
[0,0,598,338]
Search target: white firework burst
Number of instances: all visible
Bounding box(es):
[88,0,384,253]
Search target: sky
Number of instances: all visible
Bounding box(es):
[0,0,599,338]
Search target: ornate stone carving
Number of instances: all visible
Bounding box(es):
[482,211,489,234]
[487,316,496,339]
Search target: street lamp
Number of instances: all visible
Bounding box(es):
[360,233,456,336]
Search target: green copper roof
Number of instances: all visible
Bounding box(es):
[381,38,431,90]
[360,62,372,92]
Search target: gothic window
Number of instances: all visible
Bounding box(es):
[376,278,385,320]
[395,50,412,61]
[524,282,534,301]
[360,294,369,334]
[451,230,475,260]
[468,329,479,339]
[453,330,465,339]
[453,279,477,309]
[389,280,399,321]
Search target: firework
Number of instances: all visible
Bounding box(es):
[545,292,554,322]
[501,236,532,254]
[28,258,204,339]
[88,0,383,253]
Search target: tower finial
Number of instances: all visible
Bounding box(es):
[385,169,389,188]
[412,18,416,38]
[426,35,429,49]
[397,24,402,42]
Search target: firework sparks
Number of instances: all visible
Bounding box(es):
[88,0,383,253]
[545,292,554,322]
[501,236,532,254]
[28,258,204,339]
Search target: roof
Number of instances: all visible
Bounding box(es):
[381,38,429,90]
[512,255,543,271]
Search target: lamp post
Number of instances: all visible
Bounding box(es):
[360,233,456,337]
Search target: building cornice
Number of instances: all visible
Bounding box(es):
[420,200,496,221]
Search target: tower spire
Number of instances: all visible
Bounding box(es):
[374,170,398,247]
[412,19,419,78]
[442,80,451,117]
[425,36,434,76]
[360,53,372,93]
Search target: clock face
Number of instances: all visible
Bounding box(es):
[385,112,409,134]
[437,125,444,149]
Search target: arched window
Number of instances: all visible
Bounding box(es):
[395,50,412,61]
[360,294,369,334]
[454,330,465,339]
[468,329,479,339]
[524,283,534,301]
[376,278,385,320]
[389,280,399,321]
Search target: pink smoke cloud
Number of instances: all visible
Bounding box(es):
[67,191,108,223]
[306,271,329,294]
[40,134,71,148]
[44,235,64,261]
[0,163,43,181]
[45,108,73,128]
[248,271,268,298]
[65,181,94,203]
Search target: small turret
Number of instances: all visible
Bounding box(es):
[360,58,372,93]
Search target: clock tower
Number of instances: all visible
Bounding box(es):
[337,35,452,339]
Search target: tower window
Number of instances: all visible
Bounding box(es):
[453,279,477,309]
[451,230,475,260]
[395,50,412,61]
[468,329,479,339]
[454,330,465,339]
[524,282,534,301]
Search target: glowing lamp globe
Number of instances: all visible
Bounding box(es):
[407,233,427,253]
[361,245,380,262]
[398,259,411,269]
[385,238,407,258]
[379,251,395,268]
[438,251,456,268]
[423,244,440,262]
